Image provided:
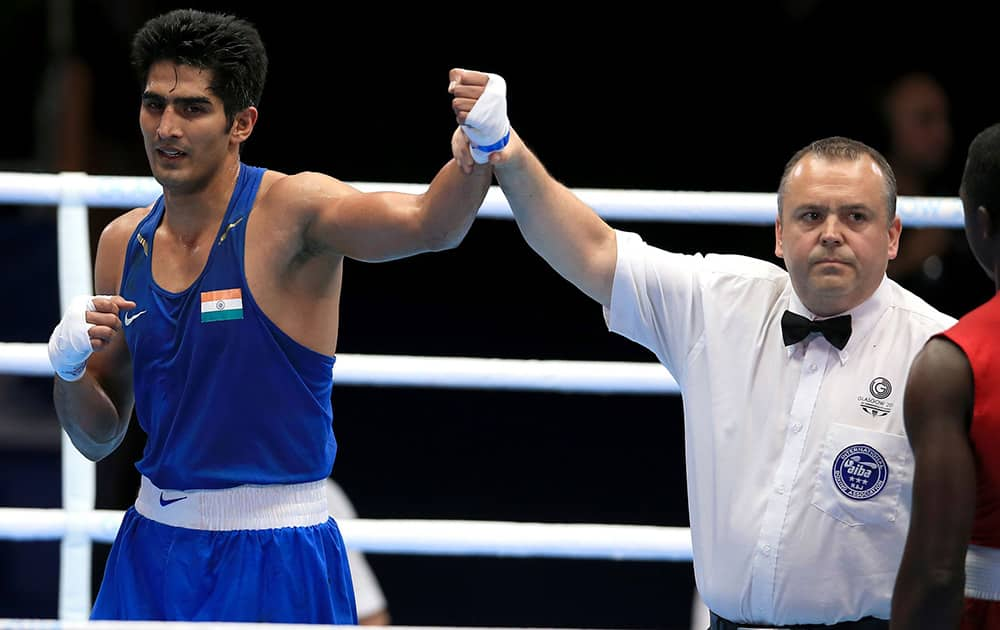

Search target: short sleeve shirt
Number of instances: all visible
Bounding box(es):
[605,230,956,624]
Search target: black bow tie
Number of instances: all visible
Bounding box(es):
[781,311,852,350]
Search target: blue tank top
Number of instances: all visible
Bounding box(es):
[119,164,337,490]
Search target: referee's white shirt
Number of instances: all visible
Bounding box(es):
[605,230,956,625]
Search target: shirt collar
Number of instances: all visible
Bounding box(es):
[784,275,892,364]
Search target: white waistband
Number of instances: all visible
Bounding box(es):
[135,476,329,531]
[966,544,1000,601]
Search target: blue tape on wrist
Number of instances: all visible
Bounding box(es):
[474,130,510,153]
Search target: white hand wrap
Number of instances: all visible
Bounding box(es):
[461,72,510,164]
[48,295,102,382]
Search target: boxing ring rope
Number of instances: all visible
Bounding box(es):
[0,171,965,225]
[0,507,693,562]
[1,622,525,630]
[0,344,679,393]
[0,171,964,622]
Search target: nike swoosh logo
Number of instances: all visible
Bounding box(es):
[124,310,147,326]
[219,216,245,244]
[159,492,188,507]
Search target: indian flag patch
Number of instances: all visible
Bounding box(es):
[201,288,243,323]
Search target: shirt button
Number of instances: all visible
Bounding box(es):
[761,544,771,556]
[889,514,896,522]
[776,485,785,495]
[791,423,802,433]
[808,363,818,372]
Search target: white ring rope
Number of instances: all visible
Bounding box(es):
[0,344,678,394]
[0,622,537,629]
[0,343,52,377]
[0,171,965,226]
[0,509,691,561]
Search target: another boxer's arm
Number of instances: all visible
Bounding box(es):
[450,69,617,307]
[52,218,137,461]
[891,338,975,629]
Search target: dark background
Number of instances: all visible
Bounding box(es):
[0,1,996,628]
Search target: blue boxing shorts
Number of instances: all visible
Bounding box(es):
[91,476,357,623]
